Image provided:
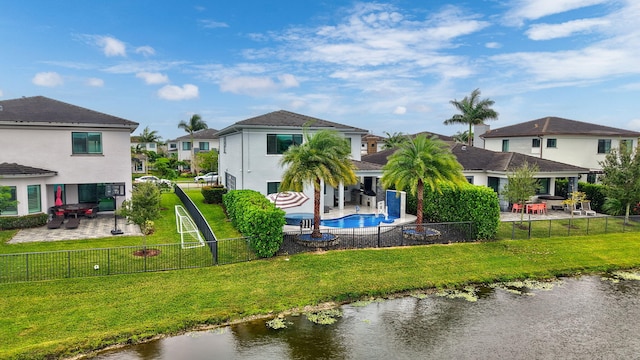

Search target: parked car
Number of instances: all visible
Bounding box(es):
[194,172,218,183]
[134,175,172,185]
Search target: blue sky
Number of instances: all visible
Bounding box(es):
[2,0,639,141]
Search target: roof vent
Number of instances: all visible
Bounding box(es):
[461,145,467,151]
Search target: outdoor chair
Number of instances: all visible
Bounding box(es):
[511,203,523,213]
[300,218,312,233]
[47,215,65,229]
[581,201,596,216]
[65,217,80,229]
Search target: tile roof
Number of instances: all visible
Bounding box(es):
[351,160,383,171]
[0,162,57,177]
[481,116,640,138]
[0,96,138,129]
[218,110,368,135]
[361,143,588,173]
[170,128,219,141]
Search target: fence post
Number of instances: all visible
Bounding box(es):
[586,217,590,235]
[25,253,29,281]
[511,221,515,240]
[377,226,381,248]
[68,251,71,278]
[605,216,608,234]
[548,220,551,238]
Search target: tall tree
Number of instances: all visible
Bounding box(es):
[137,126,161,143]
[599,142,640,224]
[280,129,357,238]
[178,114,208,174]
[383,131,409,149]
[444,88,498,147]
[381,134,467,232]
[501,161,541,223]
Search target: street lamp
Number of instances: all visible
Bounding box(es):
[106,183,126,235]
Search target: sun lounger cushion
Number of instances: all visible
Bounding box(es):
[47,216,64,229]
[65,217,80,229]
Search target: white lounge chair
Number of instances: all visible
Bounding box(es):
[581,201,596,216]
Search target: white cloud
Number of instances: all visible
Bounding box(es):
[96,36,127,57]
[220,74,299,95]
[136,72,169,84]
[526,18,610,40]
[157,84,199,100]
[505,0,609,25]
[135,46,155,56]
[485,42,502,49]
[393,106,407,114]
[199,19,229,28]
[86,78,104,87]
[32,72,64,87]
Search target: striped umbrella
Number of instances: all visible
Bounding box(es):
[266,191,310,209]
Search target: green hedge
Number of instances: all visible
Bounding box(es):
[222,190,286,257]
[406,184,500,240]
[578,182,606,213]
[0,213,48,230]
[201,185,227,204]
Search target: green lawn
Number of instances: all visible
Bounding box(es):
[2,233,640,359]
[497,216,640,240]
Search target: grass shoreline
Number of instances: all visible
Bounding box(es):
[2,232,640,359]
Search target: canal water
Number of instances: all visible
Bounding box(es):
[92,275,640,359]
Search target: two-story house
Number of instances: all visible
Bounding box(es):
[477,117,640,182]
[217,110,374,213]
[166,128,219,173]
[0,96,138,217]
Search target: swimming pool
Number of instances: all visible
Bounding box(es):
[321,214,396,228]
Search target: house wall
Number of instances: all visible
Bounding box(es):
[484,135,637,171]
[0,126,133,215]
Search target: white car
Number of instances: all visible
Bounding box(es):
[134,176,172,186]
[194,172,218,183]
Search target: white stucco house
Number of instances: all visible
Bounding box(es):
[167,128,219,162]
[476,117,640,182]
[216,110,381,214]
[0,96,138,217]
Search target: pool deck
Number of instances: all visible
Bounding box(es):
[283,204,417,232]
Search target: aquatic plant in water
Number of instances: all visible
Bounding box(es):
[305,309,343,325]
[603,270,640,283]
[266,317,292,330]
[490,279,559,295]
[436,286,478,302]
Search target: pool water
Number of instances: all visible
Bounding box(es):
[321,214,396,228]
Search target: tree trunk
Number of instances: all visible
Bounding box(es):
[416,180,424,233]
[625,202,631,225]
[312,178,322,238]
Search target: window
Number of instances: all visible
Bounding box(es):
[501,139,509,152]
[182,142,191,151]
[532,138,541,148]
[267,182,280,195]
[223,137,227,154]
[620,139,634,150]
[597,139,611,154]
[267,134,303,154]
[465,176,474,184]
[0,186,17,215]
[27,185,41,213]
[169,143,177,150]
[199,142,209,151]
[536,178,550,195]
[72,132,102,154]
[547,138,557,148]
[148,143,156,149]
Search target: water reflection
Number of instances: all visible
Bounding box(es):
[92,276,640,360]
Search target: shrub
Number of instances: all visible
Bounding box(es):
[202,185,227,204]
[223,190,286,257]
[406,184,500,240]
[555,178,569,199]
[0,213,48,230]
[578,182,606,213]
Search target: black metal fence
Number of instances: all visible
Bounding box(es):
[500,215,640,239]
[174,185,218,263]
[0,221,474,284]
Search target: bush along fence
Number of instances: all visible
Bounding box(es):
[501,215,640,240]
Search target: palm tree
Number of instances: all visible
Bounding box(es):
[444,88,498,147]
[383,131,409,149]
[280,129,357,238]
[138,126,161,144]
[178,114,208,174]
[382,134,467,232]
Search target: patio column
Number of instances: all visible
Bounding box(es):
[338,181,344,210]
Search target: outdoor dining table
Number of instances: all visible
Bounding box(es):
[59,203,95,218]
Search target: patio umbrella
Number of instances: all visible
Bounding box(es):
[266,191,309,209]
[55,186,63,207]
